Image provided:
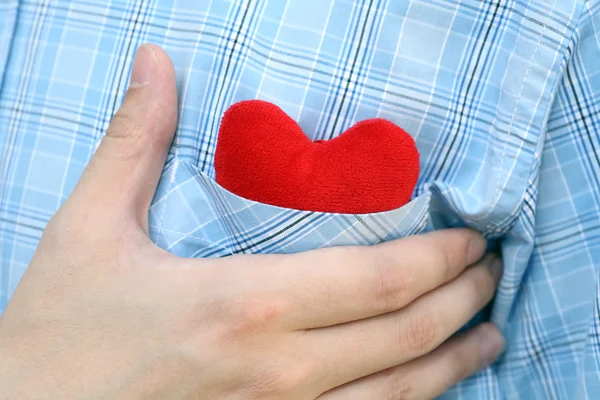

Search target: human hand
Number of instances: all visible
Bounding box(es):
[0,44,504,400]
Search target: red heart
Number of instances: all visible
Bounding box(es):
[214,100,420,214]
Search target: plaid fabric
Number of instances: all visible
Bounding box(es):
[1,0,599,398]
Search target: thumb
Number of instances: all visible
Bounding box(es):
[72,44,178,230]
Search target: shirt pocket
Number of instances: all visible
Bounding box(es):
[149,158,435,258]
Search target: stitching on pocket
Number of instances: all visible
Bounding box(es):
[470,0,556,229]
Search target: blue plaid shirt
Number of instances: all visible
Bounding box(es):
[1,1,599,398]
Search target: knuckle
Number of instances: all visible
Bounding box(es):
[103,110,161,160]
[372,258,413,311]
[447,346,478,381]
[383,371,415,400]
[413,235,455,281]
[470,267,495,303]
[402,310,438,354]
[248,369,284,396]
[107,101,173,147]
[245,364,310,398]
[221,296,286,340]
[106,111,142,141]
[422,233,462,278]
[431,241,456,282]
[441,245,457,280]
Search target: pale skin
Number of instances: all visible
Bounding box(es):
[0,44,504,399]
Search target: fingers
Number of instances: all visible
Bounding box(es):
[319,323,504,400]
[307,254,502,390]
[270,229,487,329]
[71,44,178,230]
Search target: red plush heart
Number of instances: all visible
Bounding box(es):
[214,100,420,214]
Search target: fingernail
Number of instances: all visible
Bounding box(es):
[489,255,503,282]
[129,44,157,88]
[467,234,487,264]
[478,327,505,368]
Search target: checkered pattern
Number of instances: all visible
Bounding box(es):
[1,1,599,398]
